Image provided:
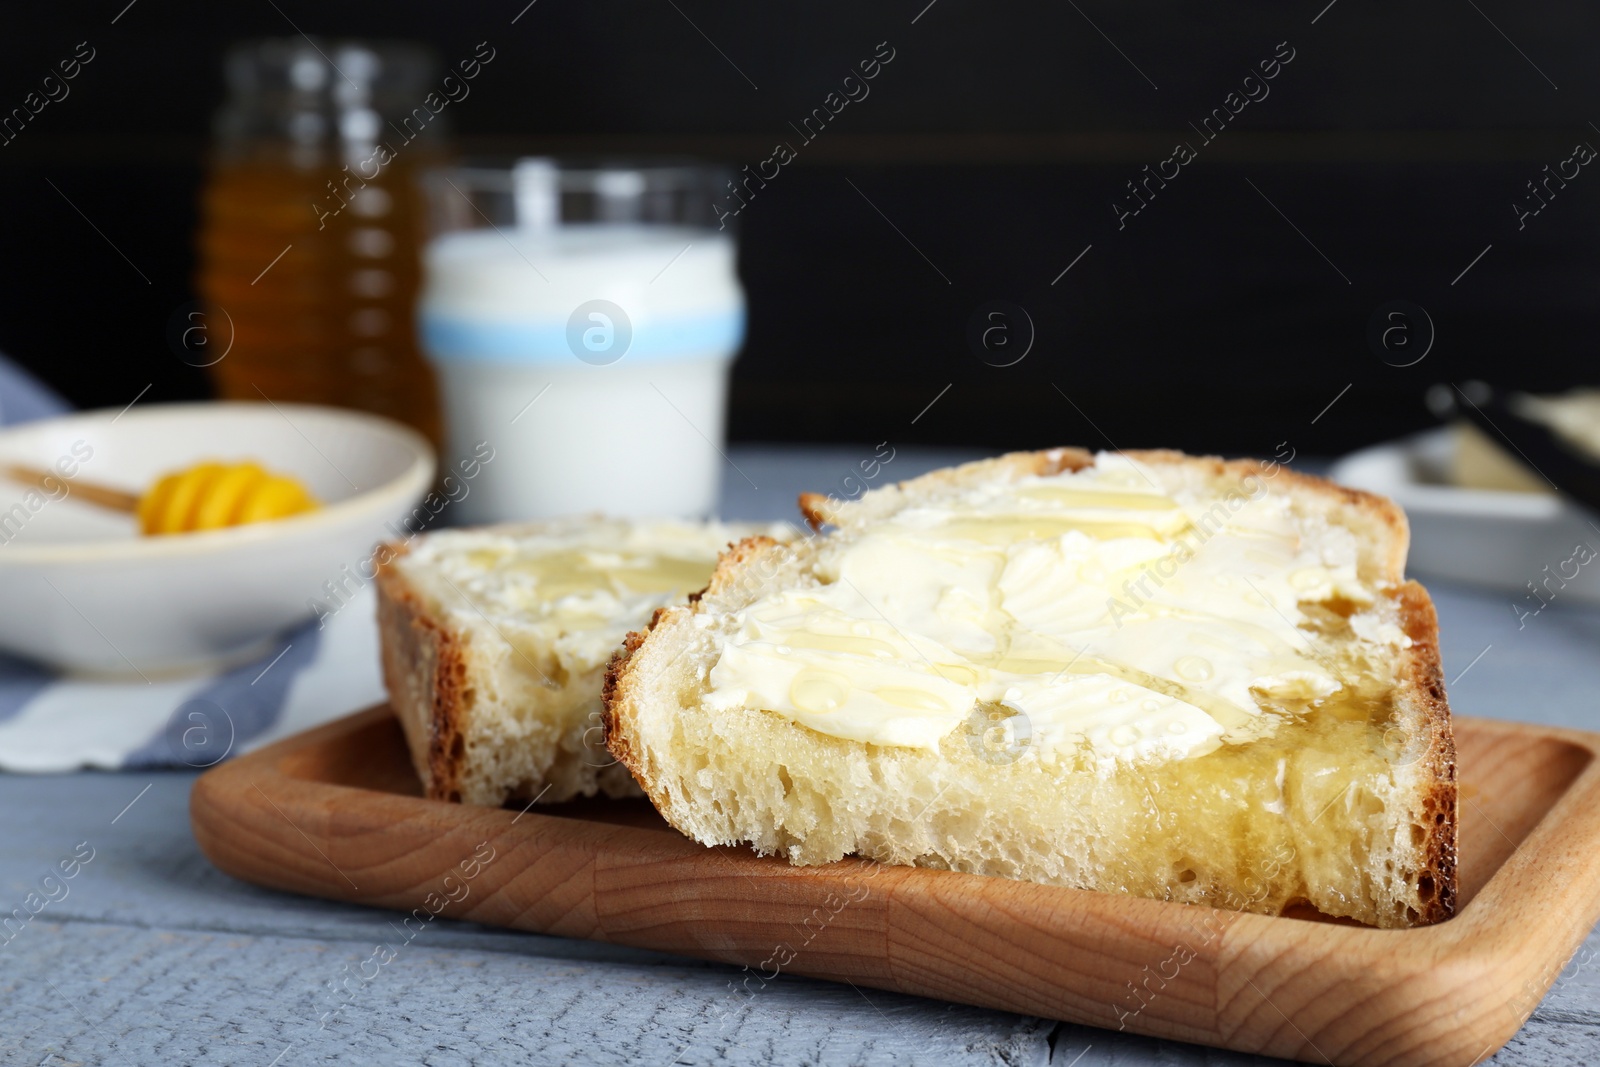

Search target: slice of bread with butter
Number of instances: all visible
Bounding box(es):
[377,517,791,806]
[604,448,1457,927]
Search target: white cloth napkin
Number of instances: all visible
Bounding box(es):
[0,586,386,771]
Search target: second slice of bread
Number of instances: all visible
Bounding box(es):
[377,517,786,806]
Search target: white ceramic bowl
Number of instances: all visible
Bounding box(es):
[0,402,434,675]
[1330,428,1600,605]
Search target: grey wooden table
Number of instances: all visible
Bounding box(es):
[3,446,1598,1066]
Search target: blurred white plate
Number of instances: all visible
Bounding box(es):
[1330,428,1600,606]
[0,402,434,675]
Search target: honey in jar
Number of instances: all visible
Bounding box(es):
[197,39,445,447]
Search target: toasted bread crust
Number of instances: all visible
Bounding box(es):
[601,622,656,799]
[1394,580,1459,923]
[606,446,1458,925]
[375,542,468,802]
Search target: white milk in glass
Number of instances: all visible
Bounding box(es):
[419,224,744,522]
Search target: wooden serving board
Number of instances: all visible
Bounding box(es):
[192,705,1600,1067]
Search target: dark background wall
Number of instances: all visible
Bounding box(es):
[2,1,1595,457]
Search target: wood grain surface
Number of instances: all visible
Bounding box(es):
[191,704,1600,1067]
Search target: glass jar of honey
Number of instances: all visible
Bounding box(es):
[197,39,445,447]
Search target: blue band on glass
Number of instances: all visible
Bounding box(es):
[420,308,745,365]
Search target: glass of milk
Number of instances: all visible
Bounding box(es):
[417,159,742,522]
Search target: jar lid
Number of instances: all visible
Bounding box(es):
[223,38,435,107]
